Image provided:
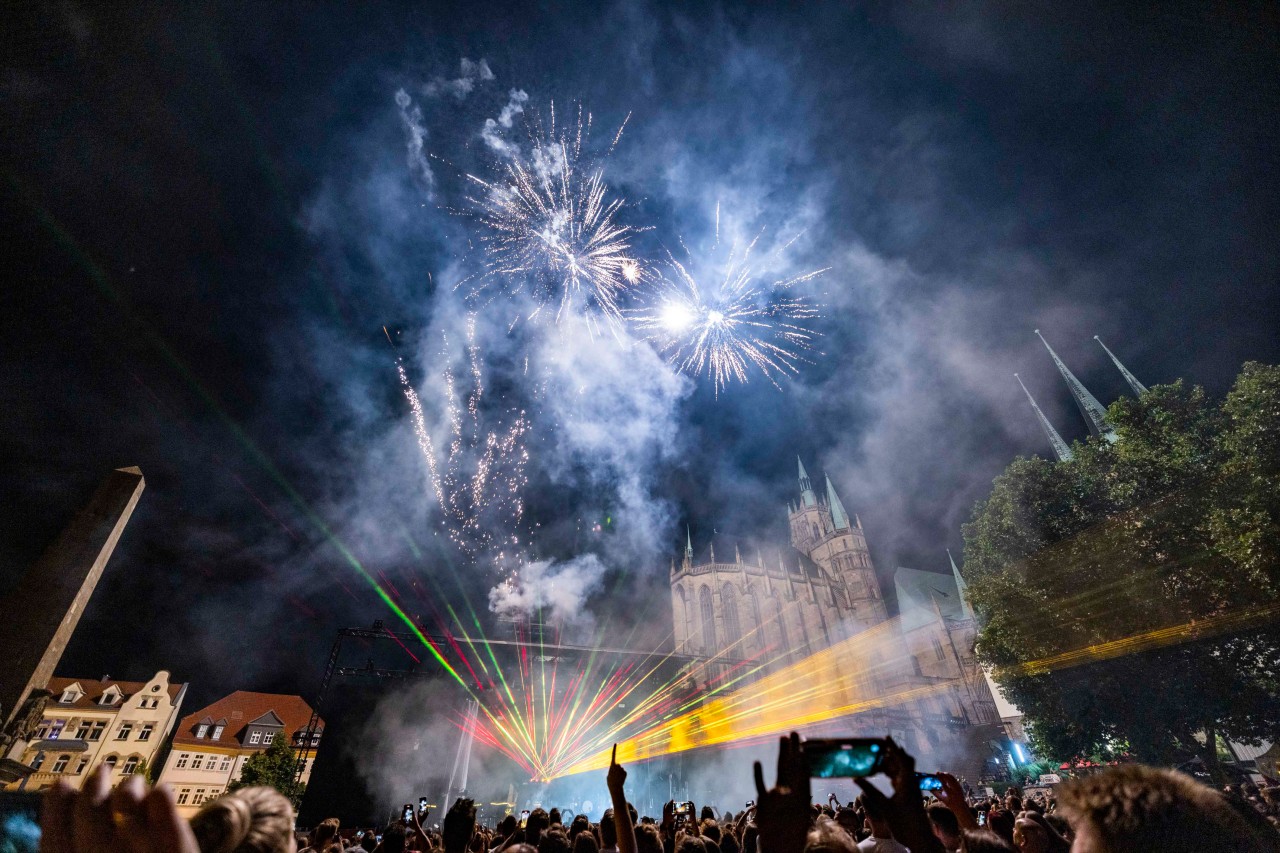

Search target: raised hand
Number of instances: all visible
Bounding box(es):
[751,732,811,853]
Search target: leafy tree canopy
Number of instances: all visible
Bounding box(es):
[228,730,306,809]
[963,362,1280,769]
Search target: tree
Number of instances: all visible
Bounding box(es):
[963,363,1280,772]
[228,730,306,808]
[132,756,154,784]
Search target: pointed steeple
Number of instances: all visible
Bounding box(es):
[710,541,716,563]
[684,526,693,567]
[948,549,973,619]
[735,544,742,564]
[1035,330,1117,442]
[1014,373,1075,462]
[824,475,851,531]
[797,457,818,507]
[1094,336,1148,396]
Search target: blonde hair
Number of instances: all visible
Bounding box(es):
[190,786,297,853]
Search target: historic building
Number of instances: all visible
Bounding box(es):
[2,670,187,791]
[156,690,321,816]
[669,460,1004,774]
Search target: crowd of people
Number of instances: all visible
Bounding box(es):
[38,734,1280,853]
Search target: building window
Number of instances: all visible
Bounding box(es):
[262,732,275,745]
[175,753,189,769]
[116,723,133,741]
[48,720,65,740]
[774,599,790,652]
[99,691,119,706]
[195,724,209,739]
[88,721,105,741]
[211,725,224,740]
[35,720,51,740]
[248,731,261,745]
[31,753,45,771]
[177,789,190,806]
[103,755,118,773]
[59,688,81,704]
[721,583,742,644]
[75,758,89,775]
[932,636,945,661]
[218,756,231,772]
[193,788,208,805]
[699,586,716,652]
[122,756,139,775]
[52,755,70,773]
[138,724,153,741]
[191,755,203,770]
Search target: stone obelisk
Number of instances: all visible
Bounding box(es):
[0,467,145,730]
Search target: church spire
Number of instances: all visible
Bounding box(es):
[948,549,973,619]
[825,475,851,530]
[1094,336,1148,396]
[1035,329,1117,442]
[684,526,693,567]
[797,457,818,507]
[1015,373,1074,462]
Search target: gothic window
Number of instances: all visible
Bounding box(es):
[811,523,820,541]
[103,755,118,773]
[748,587,764,649]
[675,587,688,648]
[721,584,742,645]
[932,636,945,661]
[699,586,716,652]
[774,599,790,653]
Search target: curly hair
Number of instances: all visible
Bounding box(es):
[189,786,297,853]
[1057,765,1277,853]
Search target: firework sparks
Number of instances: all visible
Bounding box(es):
[398,316,530,556]
[635,233,826,394]
[462,103,642,335]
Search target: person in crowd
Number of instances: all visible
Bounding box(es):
[849,792,906,853]
[802,815,857,853]
[957,829,1014,853]
[576,828,603,853]
[376,823,407,853]
[1055,764,1280,853]
[300,817,341,852]
[540,829,573,853]
[925,803,962,852]
[190,785,298,853]
[984,809,1015,846]
[569,815,592,842]
[635,824,663,853]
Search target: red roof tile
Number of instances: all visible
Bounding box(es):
[172,691,320,748]
[47,675,183,709]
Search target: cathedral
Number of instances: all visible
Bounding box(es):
[669,459,1006,777]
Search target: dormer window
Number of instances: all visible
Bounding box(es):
[211,725,224,740]
[196,724,209,739]
[59,687,82,704]
[262,732,275,745]
[99,687,121,706]
[248,731,261,745]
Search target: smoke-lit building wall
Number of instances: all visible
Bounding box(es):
[669,459,1005,778]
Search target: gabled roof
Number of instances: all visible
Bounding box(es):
[46,675,183,710]
[248,710,285,728]
[171,691,319,748]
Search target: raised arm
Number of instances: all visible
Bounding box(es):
[607,745,637,853]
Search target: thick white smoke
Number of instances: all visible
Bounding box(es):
[488,554,608,635]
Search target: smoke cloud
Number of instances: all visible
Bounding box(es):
[424,57,495,99]
[394,88,435,196]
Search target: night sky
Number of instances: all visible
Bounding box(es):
[2,2,1278,714]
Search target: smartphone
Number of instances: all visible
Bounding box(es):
[0,792,42,849]
[744,800,755,809]
[674,801,694,826]
[402,804,414,824]
[419,797,429,818]
[803,738,886,779]
[917,773,945,792]
[977,812,987,827]
[520,809,530,829]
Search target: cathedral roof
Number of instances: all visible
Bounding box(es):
[894,566,967,629]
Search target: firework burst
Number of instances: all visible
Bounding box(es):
[635,231,825,394]
[399,316,530,556]
[462,103,643,335]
